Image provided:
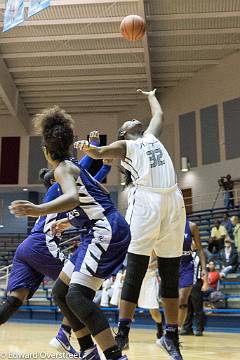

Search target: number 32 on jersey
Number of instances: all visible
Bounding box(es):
[146,148,165,168]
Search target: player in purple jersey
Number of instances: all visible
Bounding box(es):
[1,131,111,357]
[10,106,130,360]
[0,168,65,325]
[178,219,207,329]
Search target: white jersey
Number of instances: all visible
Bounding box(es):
[121,133,176,189]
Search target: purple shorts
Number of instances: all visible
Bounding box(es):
[73,211,130,279]
[179,260,194,289]
[7,234,64,299]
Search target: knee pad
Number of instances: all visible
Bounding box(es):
[0,296,22,325]
[121,253,149,303]
[66,284,109,336]
[158,257,180,298]
[179,304,188,309]
[52,279,68,304]
[52,279,84,331]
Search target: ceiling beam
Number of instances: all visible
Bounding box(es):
[27,103,137,110]
[26,101,138,107]
[9,63,145,73]
[28,107,130,115]
[151,44,240,52]
[138,0,152,90]
[148,11,240,21]
[2,48,144,59]
[23,95,139,102]
[15,74,147,85]
[24,96,139,103]
[149,28,240,37]
[0,16,122,28]
[21,90,143,97]
[153,73,194,80]
[0,0,139,8]
[0,59,29,134]
[0,33,124,43]
[152,60,219,67]
[18,82,147,92]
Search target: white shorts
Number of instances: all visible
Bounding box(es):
[138,271,160,309]
[125,185,186,257]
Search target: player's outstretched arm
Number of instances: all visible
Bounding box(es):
[74,139,126,160]
[138,89,163,138]
[9,163,80,217]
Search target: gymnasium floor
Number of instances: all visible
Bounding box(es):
[0,323,239,359]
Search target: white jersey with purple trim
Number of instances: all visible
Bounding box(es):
[121,133,176,189]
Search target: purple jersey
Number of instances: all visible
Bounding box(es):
[179,219,194,288]
[67,163,116,229]
[181,219,193,263]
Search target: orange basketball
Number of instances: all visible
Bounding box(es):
[120,15,146,41]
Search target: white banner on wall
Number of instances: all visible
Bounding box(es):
[28,0,50,18]
[3,0,24,32]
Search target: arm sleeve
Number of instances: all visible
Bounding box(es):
[94,165,111,183]
[78,140,99,170]
[79,155,94,170]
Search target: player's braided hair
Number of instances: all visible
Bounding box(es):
[118,126,132,187]
[34,106,74,161]
[39,168,54,190]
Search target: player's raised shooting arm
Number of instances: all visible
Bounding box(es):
[140,89,164,138]
[75,140,126,160]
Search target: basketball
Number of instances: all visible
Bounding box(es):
[120,15,146,41]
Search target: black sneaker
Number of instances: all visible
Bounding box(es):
[159,335,183,360]
[195,331,203,336]
[115,330,129,351]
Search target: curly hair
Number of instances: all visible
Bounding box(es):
[39,168,54,190]
[34,106,74,161]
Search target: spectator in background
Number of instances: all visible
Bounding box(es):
[206,260,221,292]
[219,238,239,277]
[208,220,227,254]
[218,174,234,209]
[231,216,240,254]
[222,213,233,239]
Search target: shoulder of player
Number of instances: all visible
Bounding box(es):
[54,160,80,178]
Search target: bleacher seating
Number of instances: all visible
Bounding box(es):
[0,234,26,266]
[188,206,240,246]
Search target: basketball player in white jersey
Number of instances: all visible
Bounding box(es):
[74,89,186,360]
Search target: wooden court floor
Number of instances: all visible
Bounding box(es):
[0,323,240,359]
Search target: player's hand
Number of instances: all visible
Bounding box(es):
[9,200,41,217]
[103,159,113,165]
[89,131,100,145]
[74,140,90,151]
[51,218,71,236]
[137,88,157,97]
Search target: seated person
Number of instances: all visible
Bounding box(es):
[208,220,227,253]
[231,216,240,254]
[203,260,222,299]
[222,213,233,239]
[219,238,239,277]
